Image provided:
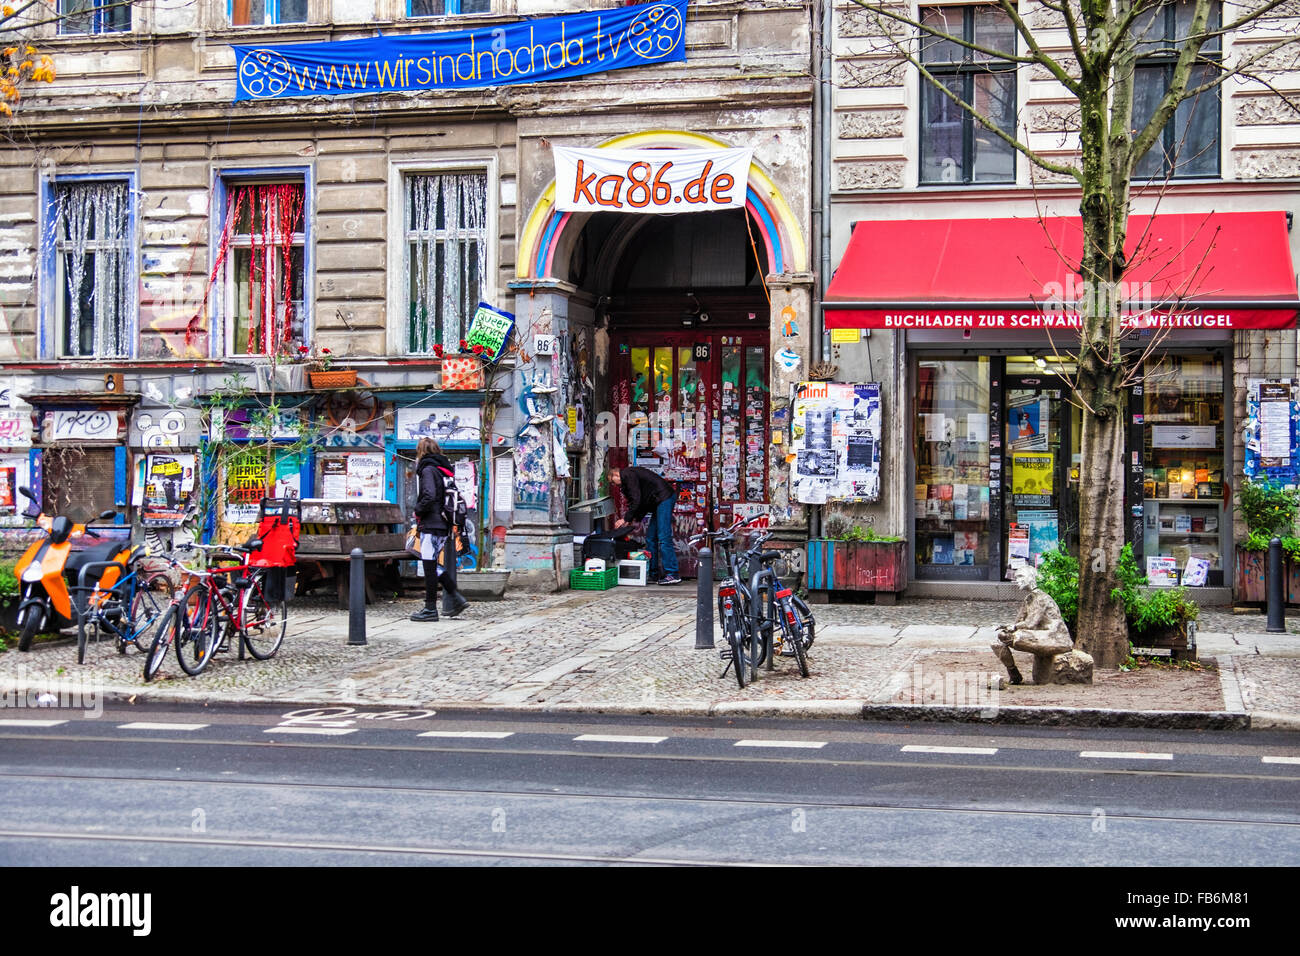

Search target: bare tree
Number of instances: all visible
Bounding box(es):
[846,0,1300,667]
[0,0,141,118]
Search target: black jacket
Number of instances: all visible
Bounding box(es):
[620,467,675,522]
[415,452,453,534]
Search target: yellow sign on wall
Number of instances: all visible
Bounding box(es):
[830,328,861,344]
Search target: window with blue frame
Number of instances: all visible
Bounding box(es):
[214,176,307,356]
[409,0,490,17]
[47,178,133,359]
[58,0,131,34]
[230,0,307,26]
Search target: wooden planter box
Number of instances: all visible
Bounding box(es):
[1235,546,1300,605]
[805,539,906,603]
[1130,621,1198,662]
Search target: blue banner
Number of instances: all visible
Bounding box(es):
[234,1,688,102]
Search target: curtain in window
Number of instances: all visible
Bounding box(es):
[208,183,304,355]
[53,180,130,358]
[407,173,486,353]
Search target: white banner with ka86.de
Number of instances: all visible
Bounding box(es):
[553,146,753,214]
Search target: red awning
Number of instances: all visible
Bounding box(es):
[823,211,1300,331]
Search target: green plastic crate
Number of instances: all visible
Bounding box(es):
[570,567,618,590]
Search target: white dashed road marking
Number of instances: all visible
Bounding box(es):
[1080,751,1173,760]
[1261,755,1300,765]
[0,719,68,727]
[573,734,666,744]
[900,745,998,755]
[118,722,209,731]
[418,731,516,739]
[265,726,357,736]
[734,740,827,749]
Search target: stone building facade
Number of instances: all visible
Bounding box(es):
[0,0,816,584]
[822,0,1300,599]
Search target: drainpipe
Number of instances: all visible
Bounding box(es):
[809,0,832,540]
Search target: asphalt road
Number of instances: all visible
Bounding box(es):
[1,702,1298,866]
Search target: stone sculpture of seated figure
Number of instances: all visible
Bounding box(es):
[994,564,1091,685]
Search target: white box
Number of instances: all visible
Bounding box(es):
[617,560,648,586]
[584,558,606,572]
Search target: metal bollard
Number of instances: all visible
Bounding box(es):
[695,546,714,649]
[1267,536,1286,633]
[347,547,367,645]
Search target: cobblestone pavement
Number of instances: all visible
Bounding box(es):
[1,590,1297,725]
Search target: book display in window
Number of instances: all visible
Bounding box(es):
[1141,356,1225,583]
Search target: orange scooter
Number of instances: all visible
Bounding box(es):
[14,486,125,652]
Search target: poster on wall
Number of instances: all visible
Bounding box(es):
[789,381,882,504]
[0,465,14,516]
[1243,379,1299,483]
[1011,452,1054,506]
[223,454,268,523]
[1009,397,1048,451]
[141,453,197,527]
[345,453,385,500]
[395,406,481,444]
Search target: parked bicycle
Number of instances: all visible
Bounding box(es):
[71,542,174,665]
[690,519,758,689]
[705,518,815,684]
[143,542,289,681]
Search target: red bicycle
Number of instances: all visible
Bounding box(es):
[144,543,288,680]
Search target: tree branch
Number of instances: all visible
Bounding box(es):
[997,0,1085,94]
[847,2,1037,64]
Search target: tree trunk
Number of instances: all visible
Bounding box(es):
[1075,374,1130,668]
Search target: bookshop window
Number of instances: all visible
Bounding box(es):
[1142,355,1225,582]
[914,358,991,569]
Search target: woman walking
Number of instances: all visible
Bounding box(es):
[411,437,470,621]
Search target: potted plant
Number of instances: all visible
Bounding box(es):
[306,344,356,390]
[806,516,907,601]
[1039,543,1200,659]
[1234,480,1300,604]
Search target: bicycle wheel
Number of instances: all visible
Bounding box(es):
[779,599,810,678]
[175,583,218,677]
[241,571,287,660]
[143,606,178,682]
[720,608,748,689]
[128,574,171,653]
[792,595,815,651]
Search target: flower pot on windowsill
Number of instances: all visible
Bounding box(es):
[309,368,357,389]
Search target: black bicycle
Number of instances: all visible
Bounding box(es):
[731,526,815,680]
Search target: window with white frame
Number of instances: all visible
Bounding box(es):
[409,0,490,16]
[58,0,131,34]
[1131,0,1222,179]
[50,179,132,359]
[404,171,487,355]
[216,180,306,356]
[918,5,1017,185]
[229,0,307,26]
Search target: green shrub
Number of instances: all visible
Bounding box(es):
[1129,587,1200,639]
[1239,480,1300,547]
[0,565,15,600]
[1110,543,1148,619]
[1035,545,1079,625]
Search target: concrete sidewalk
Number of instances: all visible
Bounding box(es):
[2,588,1298,729]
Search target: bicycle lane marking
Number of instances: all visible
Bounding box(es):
[265,705,439,736]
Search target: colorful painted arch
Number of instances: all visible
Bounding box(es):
[517,129,807,280]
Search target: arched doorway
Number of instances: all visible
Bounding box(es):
[510,131,807,580]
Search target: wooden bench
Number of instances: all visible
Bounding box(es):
[293,499,408,607]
